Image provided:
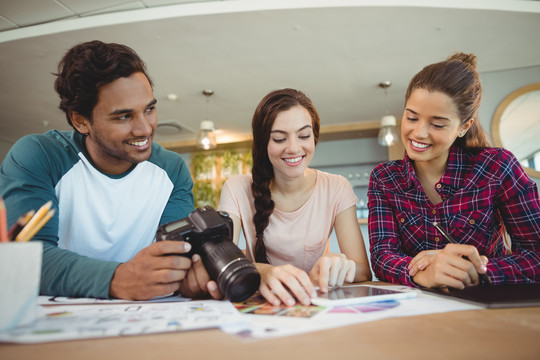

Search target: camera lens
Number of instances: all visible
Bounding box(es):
[217,258,261,302]
[200,241,261,302]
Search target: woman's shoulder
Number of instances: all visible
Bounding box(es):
[370,159,408,187]
[469,146,509,157]
[315,169,347,184]
[223,174,252,189]
[466,147,520,171]
[314,169,358,193]
[457,146,533,189]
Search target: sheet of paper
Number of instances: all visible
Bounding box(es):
[234,294,325,318]
[0,300,244,344]
[223,286,481,341]
[37,293,190,306]
[0,285,482,344]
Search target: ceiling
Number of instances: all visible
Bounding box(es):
[1,0,540,154]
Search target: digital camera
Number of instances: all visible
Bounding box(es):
[155,206,260,302]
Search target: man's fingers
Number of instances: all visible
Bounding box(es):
[150,240,192,256]
[207,281,222,299]
[190,254,211,290]
[158,255,191,271]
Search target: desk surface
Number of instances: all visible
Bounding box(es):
[2,295,540,360]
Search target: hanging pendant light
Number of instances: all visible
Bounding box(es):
[196,89,217,150]
[377,81,398,147]
[378,114,398,147]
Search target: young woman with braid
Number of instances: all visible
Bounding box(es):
[218,88,371,306]
[368,53,540,289]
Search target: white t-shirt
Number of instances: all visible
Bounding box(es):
[218,170,358,272]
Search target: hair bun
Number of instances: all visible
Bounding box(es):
[448,52,477,70]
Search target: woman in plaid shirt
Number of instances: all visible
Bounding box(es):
[368,53,540,289]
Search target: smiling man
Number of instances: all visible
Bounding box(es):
[0,40,221,300]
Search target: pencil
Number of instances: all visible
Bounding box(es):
[15,200,53,242]
[0,198,8,243]
[7,210,35,241]
[16,209,55,242]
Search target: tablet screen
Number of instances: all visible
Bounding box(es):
[317,286,399,299]
[311,285,416,306]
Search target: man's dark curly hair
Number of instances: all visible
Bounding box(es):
[54,40,153,128]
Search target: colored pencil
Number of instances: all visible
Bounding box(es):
[7,210,35,241]
[0,198,8,243]
[16,209,55,243]
[15,200,53,242]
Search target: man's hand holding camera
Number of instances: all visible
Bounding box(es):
[109,240,222,300]
[109,207,259,301]
[178,252,223,299]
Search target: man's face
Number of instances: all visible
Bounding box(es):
[79,72,157,175]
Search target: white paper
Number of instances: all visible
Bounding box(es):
[223,286,481,341]
[37,293,190,306]
[0,300,244,343]
[0,285,482,344]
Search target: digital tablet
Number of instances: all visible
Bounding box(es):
[311,285,417,306]
[422,283,540,309]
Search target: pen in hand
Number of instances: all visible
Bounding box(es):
[432,221,491,285]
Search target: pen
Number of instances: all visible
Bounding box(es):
[432,221,491,285]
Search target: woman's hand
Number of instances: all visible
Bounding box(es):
[256,263,316,307]
[411,244,488,289]
[309,253,356,293]
[408,250,440,277]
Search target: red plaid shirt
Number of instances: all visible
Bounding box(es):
[368,146,540,287]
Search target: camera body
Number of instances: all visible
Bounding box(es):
[155,206,234,258]
[155,206,260,302]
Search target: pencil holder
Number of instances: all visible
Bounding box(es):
[0,241,42,331]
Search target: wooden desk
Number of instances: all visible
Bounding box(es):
[2,289,540,360]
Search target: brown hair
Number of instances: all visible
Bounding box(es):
[251,88,320,263]
[54,40,152,129]
[405,52,490,149]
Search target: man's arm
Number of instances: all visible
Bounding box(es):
[0,133,124,298]
[154,146,195,226]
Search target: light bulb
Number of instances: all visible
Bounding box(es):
[378,115,398,147]
[196,120,217,150]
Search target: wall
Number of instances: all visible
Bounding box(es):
[0,139,14,164]
[478,64,540,188]
[312,137,387,277]
[310,137,387,168]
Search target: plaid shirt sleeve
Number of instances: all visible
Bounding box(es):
[367,162,418,287]
[488,149,540,284]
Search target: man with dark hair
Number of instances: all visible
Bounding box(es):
[0,40,221,300]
